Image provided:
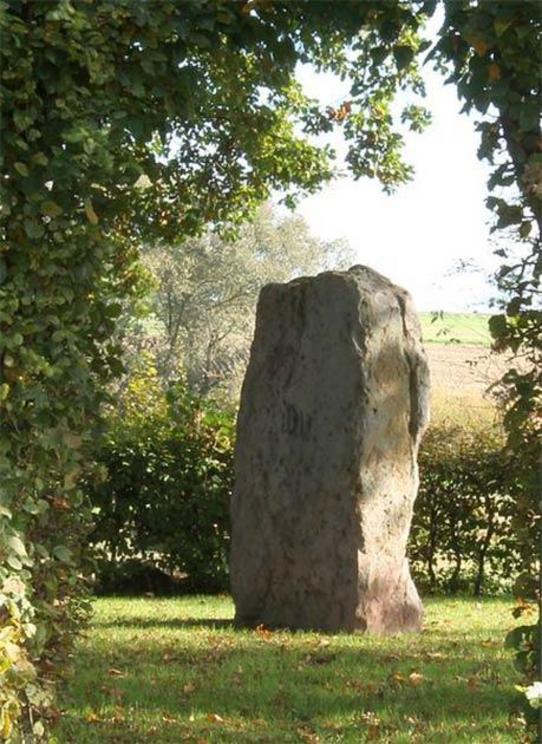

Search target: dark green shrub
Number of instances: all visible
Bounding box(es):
[90,368,521,599]
[87,365,234,594]
[410,419,521,595]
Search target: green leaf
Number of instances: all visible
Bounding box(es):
[371,46,388,65]
[393,45,415,71]
[40,201,63,217]
[494,17,513,37]
[7,536,27,556]
[24,219,45,239]
[519,221,531,239]
[488,314,507,340]
[13,110,33,131]
[32,152,49,166]
[189,32,212,49]
[6,555,23,571]
[14,161,29,177]
[53,545,73,563]
[22,499,41,515]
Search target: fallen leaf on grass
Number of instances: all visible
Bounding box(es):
[182,682,196,694]
[424,651,445,660]
[207,713,225,723]
[408,672,425,687]
[255,624,273,640]
[107,668,126,677]
[108,712,125,724]
[360,712,381,740]
[321,720,343,732]
[297,725,320,742]
[163,651,184,663]
[467,676,479,691]
[388,672,406,686]
[86,712,100,724]
[346,679,377,694]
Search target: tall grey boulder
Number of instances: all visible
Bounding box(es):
[230,266,430,633]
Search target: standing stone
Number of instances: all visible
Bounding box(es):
[230,266,430,633]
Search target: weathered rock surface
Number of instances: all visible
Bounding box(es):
[230,266,430,633]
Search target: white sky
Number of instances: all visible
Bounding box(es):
[294,50,500,313]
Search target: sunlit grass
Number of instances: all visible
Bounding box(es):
[58,595,523,743]
[419,313,492,347]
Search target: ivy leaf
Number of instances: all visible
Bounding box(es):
[53,545,73,563]
[32,152,49,166]
[494,18,513,37]
[14,162,29,177]
[22,499,41,515]
[24,219,45,239]
[7,555,23,571]
[7,536,27,556]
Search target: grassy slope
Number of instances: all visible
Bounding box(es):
[419,313,491,347]
[58,596,523,743]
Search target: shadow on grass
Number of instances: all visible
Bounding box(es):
[95,616,235,631]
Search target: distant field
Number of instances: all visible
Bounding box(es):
[415,313,508,418]
[419,312,492,347]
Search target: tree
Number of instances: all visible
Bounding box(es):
[1,1,431,736]
[429,2,541,731]
[135,204,353,400]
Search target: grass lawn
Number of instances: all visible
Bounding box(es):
[57,595,524,743]
[419,313,492,347]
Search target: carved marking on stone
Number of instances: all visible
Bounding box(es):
[281,402,312,438]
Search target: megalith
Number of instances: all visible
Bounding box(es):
[230,265,430,633]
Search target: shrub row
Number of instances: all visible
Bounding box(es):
[87,377,521,596]
[410,420,521,595]
[87,366,233,595]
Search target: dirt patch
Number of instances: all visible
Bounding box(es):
[425,344,512,401]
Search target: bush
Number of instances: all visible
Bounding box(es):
[89,367,521,598]
[87,363,234,594]
[410,419,521,595]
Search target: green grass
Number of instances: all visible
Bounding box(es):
[419,313,492,346]
[58,595,524,743]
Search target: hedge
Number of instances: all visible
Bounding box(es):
[87,364,233,595]
[87,376,521,596]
